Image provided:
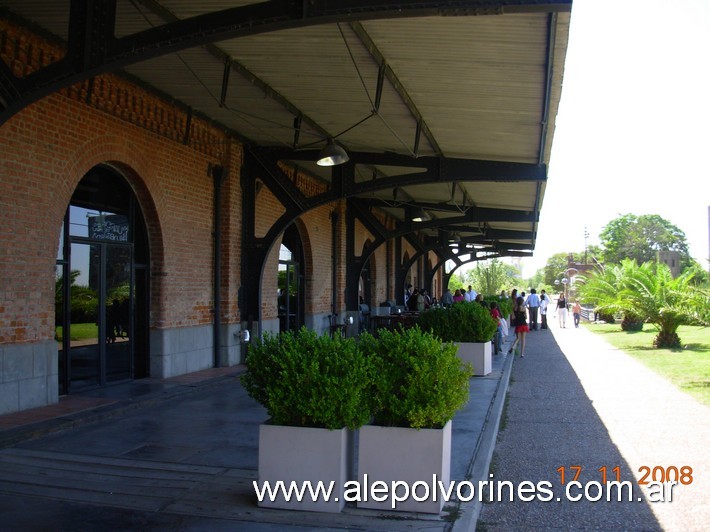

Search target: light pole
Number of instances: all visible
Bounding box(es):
[556,267,578,300]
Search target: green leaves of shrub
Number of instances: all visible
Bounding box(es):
[359,327,472,429]
[242,328,372,430]
[418,302,498,343]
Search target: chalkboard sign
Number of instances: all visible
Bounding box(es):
[88,214,129,242]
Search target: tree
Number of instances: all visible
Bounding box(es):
[579,259,710,348]
[542,253,571,287]
[469,259,520,295]
[599,214,691,267]
[447,271,466,293]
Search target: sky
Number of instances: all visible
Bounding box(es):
[519,0,710,278]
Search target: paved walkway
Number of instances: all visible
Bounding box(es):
[0,342,513,531]
[0,321,707,531]
[478,321,709,531]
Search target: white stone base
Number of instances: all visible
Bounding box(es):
[457,341,492,376]
[258,424,348,513]
[357,420,452,514]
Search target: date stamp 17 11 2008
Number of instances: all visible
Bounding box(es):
[555,465,694,503]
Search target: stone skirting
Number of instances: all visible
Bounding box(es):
[150,323,244,379]
[0,341,58,415]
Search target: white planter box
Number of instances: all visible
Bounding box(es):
[357,420,452,514]
[457,341,492,376]
[258,424,348,513]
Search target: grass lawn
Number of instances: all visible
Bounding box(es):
[583,323,710,406]
[55,323,98,342]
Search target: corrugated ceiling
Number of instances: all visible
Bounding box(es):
[0,0,572,261]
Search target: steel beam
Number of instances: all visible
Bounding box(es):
[0,0,572,125]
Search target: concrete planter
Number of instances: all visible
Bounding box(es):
[257,424,348,513]
[456,341,492,376]
[357,420,452,514]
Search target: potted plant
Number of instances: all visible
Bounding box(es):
[417,302,498,376]
[242,327,372,513]
[356,328,472,514]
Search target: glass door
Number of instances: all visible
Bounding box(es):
[68,242,101,388]
[105,244,132,382]
[67,241,133,389]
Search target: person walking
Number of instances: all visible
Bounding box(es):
[508,288,518,331]
[572,300,582,328]
[539,289,549,329]
[440,288,454,307]
[556,292,568,328]
[525,288,540,330]
[508,296,529,357]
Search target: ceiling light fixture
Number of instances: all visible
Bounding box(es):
[316,139,349,166]
[412,206,430,222]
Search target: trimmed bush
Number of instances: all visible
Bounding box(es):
[242,328,372,430]
[621,312,644,332]
[417,301,498,343]
[359,328,472,429]
[484,296,512,319]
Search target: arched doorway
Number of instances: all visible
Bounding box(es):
[277,224,305,333]
[55,165,149,394]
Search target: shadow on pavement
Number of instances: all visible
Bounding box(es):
[477,329,662,531]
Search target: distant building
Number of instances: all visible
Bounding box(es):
[657,250,682,278]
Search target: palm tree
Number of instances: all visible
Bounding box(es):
[578,260,641,329]
[580,259,709,348]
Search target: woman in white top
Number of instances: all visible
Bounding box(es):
[556,292,568,328]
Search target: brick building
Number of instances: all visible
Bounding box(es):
[0,1,572,414]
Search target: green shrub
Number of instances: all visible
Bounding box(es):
[600,311,616,324]
[621,312,644,332]
[484,296,512,319]
[242,328,372,430]
[418,302,498,343]
[359,328,472,429]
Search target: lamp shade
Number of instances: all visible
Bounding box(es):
[412,206,430,222]
[316,139,349,166]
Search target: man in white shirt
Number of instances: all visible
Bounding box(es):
[539,290,549,329]
[464,285,477,302]
[525,288,541,330]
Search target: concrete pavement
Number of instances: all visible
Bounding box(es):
[1,319,707,531]
[0,341,513,531]
[477,321,709,531]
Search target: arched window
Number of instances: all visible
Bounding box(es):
[55,166,149,393]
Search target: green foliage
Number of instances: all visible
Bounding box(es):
[242,328,372,430]
[621,312,644,331]
[468,259,520,295]
[543,252,574,287]
[447,273,465,293]
[527,269,546,292]
[579,259,710,348]
[418,302,498,343]
[599,213,691,267]
[359,328,472,429]
[485,296,512,319]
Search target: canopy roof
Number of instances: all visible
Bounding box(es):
[0,0,572,265]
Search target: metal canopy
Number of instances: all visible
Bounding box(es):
[0,0,572,262]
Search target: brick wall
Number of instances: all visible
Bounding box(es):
[0,15,418,339]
